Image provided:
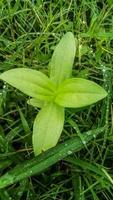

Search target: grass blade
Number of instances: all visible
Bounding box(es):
[0,127,104,189]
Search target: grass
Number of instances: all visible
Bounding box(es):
[0,0,113,199]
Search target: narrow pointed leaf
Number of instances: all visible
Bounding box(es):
[55,78,107,108]
[27,98,44,108]
[0,127,105,189]
[33,102,64,156]
[49,32,76,85]
[0,68,55,101]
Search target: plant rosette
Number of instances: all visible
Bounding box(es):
[0,32,107,156]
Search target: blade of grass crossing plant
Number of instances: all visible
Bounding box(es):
[49,32,76,85]
[0,68,55,101]
[33,102,64,155]
[27,98,44,108]
[55,78,107,107]
[0,127,105,189]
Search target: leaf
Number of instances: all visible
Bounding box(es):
[27,98,44,108]
[49,32,76,85]
[55,78,107,108]
[33,102,64,156]
[0,68,55,101]
[0,127,105,189]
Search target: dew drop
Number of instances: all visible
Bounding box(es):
[82,141,86,145]
[67,150,72,155]
[3,84,6,89]
[86,132,91,136]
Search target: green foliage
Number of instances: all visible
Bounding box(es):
[0,32,107,156]
[0,68,55,101]
[0,1,113,199]
[55,78,107,108]
[33,102,64,155]
[0,127,105,189]
[27,98,44,108]
[49,32,76,85]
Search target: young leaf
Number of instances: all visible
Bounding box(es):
[55,78,107,108]
[33,102,64,156]
[49,32,76,85]
[27,98,44,108]
[0,68,55,101]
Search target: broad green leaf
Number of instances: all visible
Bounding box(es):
[0,68,55,101]
[55,78,107,108]
[49,32,76,85]
[33,102,64,156]
[27,98,44,108]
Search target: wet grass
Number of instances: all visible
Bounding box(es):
[0,0,113,199]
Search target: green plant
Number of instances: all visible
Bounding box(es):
[0,32,107,156]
